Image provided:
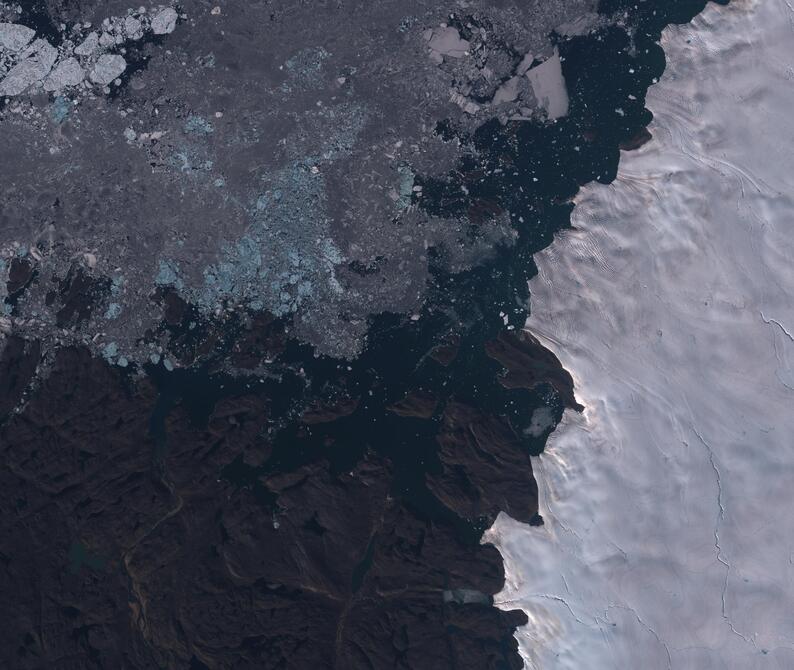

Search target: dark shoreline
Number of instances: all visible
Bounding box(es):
[0,2,728,668]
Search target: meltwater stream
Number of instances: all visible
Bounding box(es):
[486,1,794,668]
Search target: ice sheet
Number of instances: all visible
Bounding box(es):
[485,1,794,667]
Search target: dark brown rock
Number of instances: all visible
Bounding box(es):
[427,401,538,525]
[486,329,583,410]
[387,389,439,419]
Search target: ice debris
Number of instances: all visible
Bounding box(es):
[44,57,84,91]
[190,162,345,318]
[124,16,144,40]
[50,95,71,123]
[425,26,470,64]
[0,39,57,96]
[104,302,122,320]
[0,5,180,99]
[526,49,569,119]
[73,32,99,57]
[184,115,214,135]
[151,8,178,35]
[90,54,127,85]
[102,342,119,360]
[0,22,34,53]
[156,259,183,289]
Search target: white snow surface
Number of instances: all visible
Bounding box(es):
[484,1,794,668]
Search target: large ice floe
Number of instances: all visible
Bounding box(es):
[0,5,177,98]
[485,0,794,668]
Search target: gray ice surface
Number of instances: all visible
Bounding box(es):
[0,4,182,98]
[427,26,470,59]
[0,38,57,95]
[526,50,568,119]
[0,0,595,362]
[44,57,84,91]
[0,22,34,52]
[89,54,126,85]
[150,7,177,35]
[73,31,99,56]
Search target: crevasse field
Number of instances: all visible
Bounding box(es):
[486,1,794,667]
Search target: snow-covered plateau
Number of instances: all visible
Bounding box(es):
[485,1,794,667]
